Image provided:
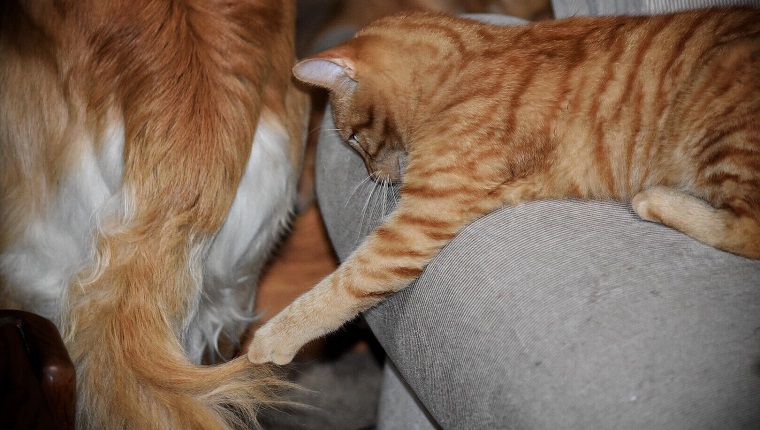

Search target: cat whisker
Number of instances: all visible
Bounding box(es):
[344,175,373,209]
[390,181,401,207]
[308,127,343,139]
[368,180,384,232]
[306,127,323,138]
[382,176,397,220]
[358,177,380,242]
[381,177,388,221]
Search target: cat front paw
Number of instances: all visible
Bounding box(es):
[246,321,300,365]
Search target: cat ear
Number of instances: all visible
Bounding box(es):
[292,57,358,93]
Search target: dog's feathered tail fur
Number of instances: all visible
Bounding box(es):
[62,225,294,429]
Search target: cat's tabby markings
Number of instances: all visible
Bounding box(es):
[249,8,760,365]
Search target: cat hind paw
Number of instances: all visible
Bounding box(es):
[631,187,669,223]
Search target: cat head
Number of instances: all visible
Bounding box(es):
[292,13,457,183]
[293,46,408,182]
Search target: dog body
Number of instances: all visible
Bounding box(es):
[0,0,307,427]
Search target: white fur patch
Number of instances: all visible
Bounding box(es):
[184,115,296,362]
[0,121,125,321]
[1,114,295,364]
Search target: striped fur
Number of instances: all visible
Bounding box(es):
[1,0,307,428]
[249,8,760,365]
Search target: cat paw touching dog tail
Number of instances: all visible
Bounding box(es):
[1,0,306,428]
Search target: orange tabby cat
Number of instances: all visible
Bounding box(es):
[0,0,306,428]
[248,8,760,365]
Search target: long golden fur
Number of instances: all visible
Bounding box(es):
[1,0,306,428]
[249,8,760,365]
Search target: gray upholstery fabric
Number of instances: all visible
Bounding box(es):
[314,3,760,429]
[377,362,441,430]
[553,0,760,17]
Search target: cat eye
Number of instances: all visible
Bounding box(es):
[348,132,359,143]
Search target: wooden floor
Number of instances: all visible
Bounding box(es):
[247,204,349,357]
[253,204,338,323]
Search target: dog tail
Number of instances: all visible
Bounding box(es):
[62,228,292,429]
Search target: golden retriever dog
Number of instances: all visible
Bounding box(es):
[0,0,307,428]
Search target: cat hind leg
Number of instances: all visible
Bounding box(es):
[631,186,760,259]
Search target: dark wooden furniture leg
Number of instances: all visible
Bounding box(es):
[0,310,75,430]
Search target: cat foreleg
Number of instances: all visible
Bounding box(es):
[247,197,467,364]
[632,186,760,259]
[247,225,427,364]
[247,270,363,365]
